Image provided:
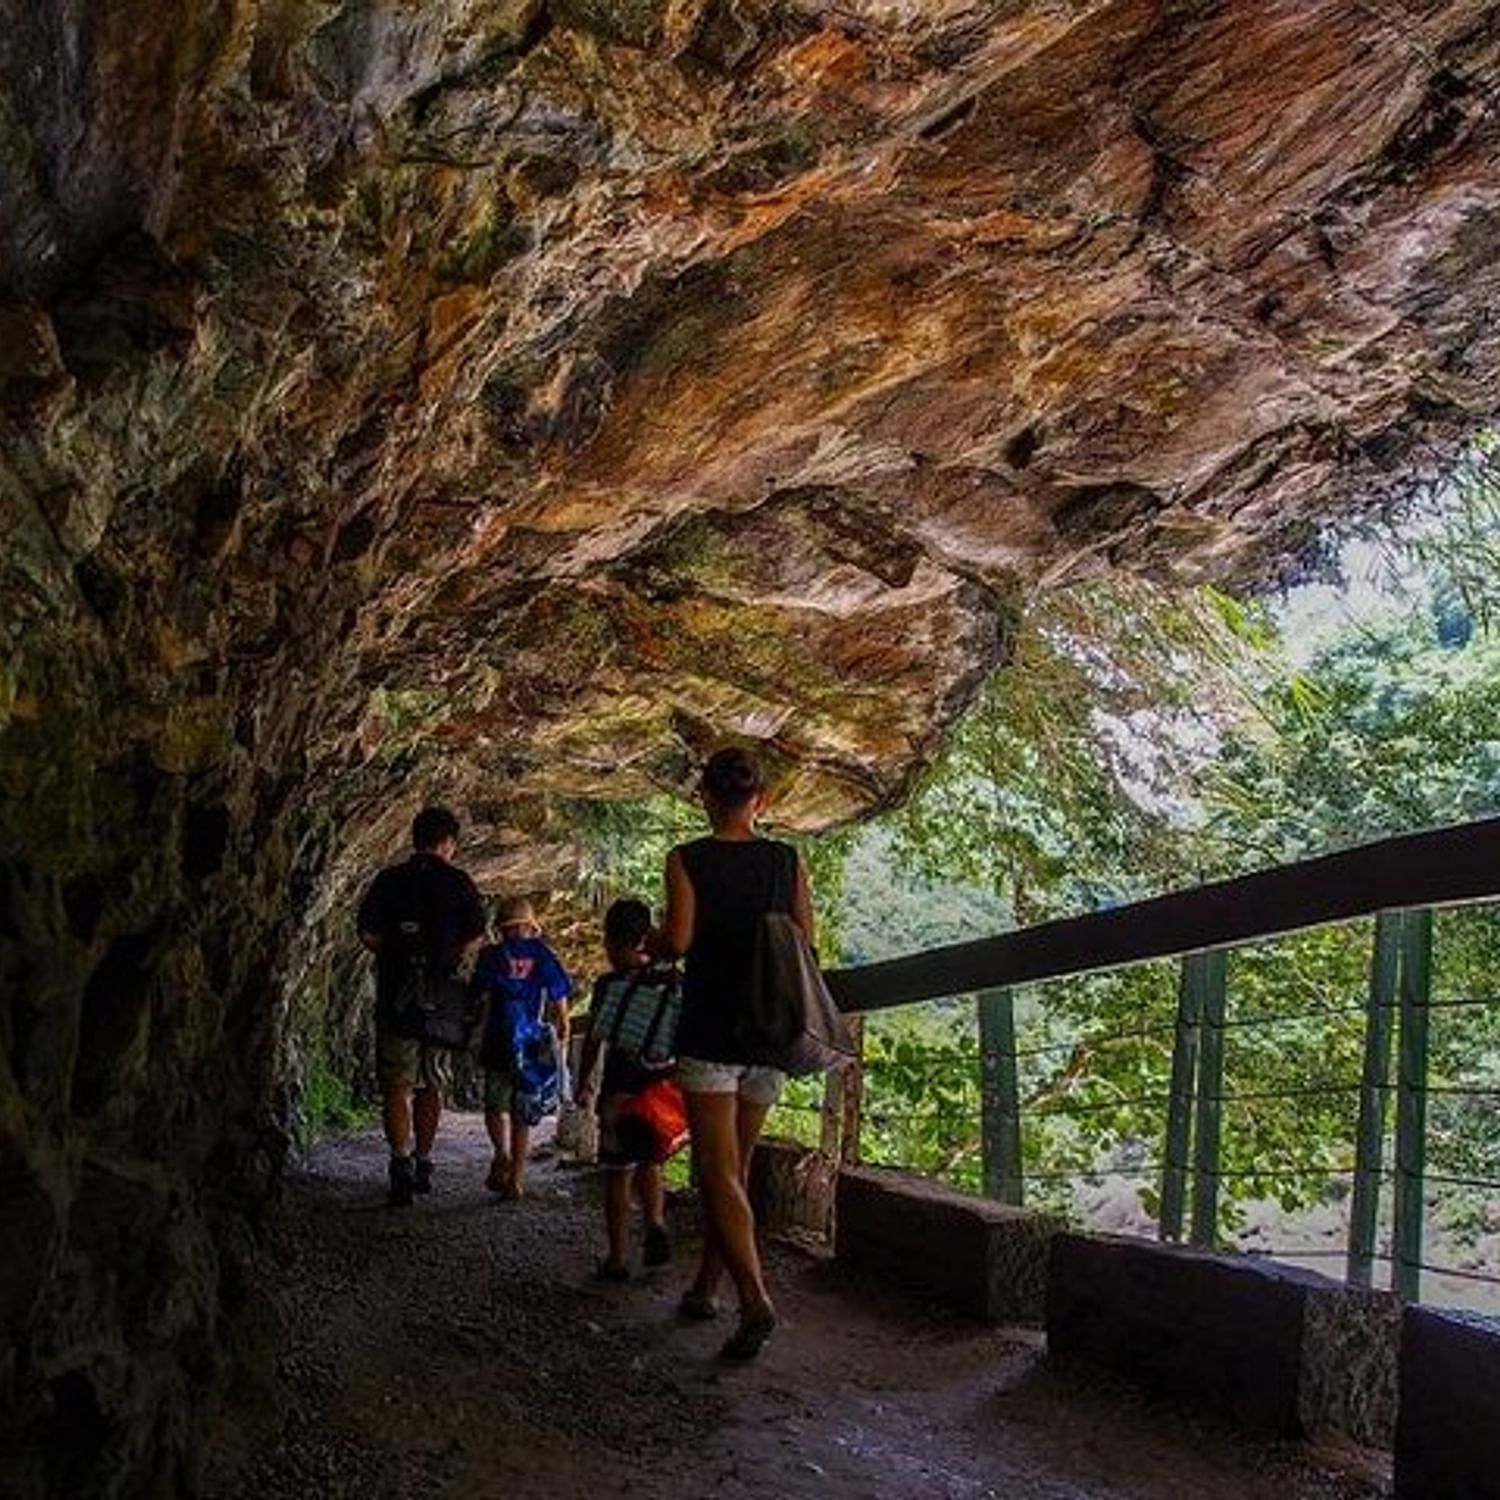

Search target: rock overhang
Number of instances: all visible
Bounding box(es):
[2,0,1499,873]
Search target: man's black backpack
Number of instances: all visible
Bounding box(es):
[386,869,483,1052]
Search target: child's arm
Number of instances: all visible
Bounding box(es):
[576,1020,603,1108]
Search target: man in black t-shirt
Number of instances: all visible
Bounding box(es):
[357,806,487,1206]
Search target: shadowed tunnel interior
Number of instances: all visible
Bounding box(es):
[3,1,1500,1493]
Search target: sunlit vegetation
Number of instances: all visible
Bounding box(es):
[836,466,1500,1277]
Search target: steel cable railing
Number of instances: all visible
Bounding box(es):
[794,818,1500,1307]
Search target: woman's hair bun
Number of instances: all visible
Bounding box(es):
[700,746,765,807]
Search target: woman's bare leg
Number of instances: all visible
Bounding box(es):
[683,1091,773,1316]
[687,1097,771,1302]
[686,1155,725,1305]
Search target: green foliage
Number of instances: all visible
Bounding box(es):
[889,577,1250,921]
[837,824,1007,965]
[1407,441,1500,635]
[1425,905,1500,1243]
[569,794,702,911]
[1200,604,1500,868]
[860,1007,983,1190]
[826,477,1500,1252]
[765,1074,828,1149]
[295,1052,372,1150]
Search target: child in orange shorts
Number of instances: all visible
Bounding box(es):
[576,899,677,1279]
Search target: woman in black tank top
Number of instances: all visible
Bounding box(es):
[656,747,818,1360]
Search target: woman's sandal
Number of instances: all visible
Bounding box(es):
[677,1290,721,1321]
[719,1305,777,1360]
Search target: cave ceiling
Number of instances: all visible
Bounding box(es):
[3,0,1500,886]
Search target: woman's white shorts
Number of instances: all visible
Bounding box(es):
[675,1057,785,1106]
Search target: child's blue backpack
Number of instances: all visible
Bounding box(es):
[509,1010,560,1126]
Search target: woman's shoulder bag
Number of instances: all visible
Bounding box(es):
[739,842,856,1076]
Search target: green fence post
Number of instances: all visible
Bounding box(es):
[1160,955,1206,1242]
[979,987,1023,1206]
[1392,908,1434,1302]
[1347,911,1402,1288]
[1189,949,1230,1248]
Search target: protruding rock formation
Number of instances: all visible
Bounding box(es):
[2,1,1498,1492]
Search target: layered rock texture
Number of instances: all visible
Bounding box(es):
[2,0,1499,1493]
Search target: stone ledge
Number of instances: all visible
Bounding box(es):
[1298,1281,1399,1448]
[834,1165,1062,1324]
[1047,1233,1342,1436]
[1395,1305,1500,1499]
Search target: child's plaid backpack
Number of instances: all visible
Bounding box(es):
[590,964,681,1066]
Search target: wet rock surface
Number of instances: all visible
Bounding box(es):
[204,1116,1387,1500]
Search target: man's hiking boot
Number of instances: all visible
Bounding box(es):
[643,1223,671,1267]
[388,1156,416,1208]
[413,1158,434,1195]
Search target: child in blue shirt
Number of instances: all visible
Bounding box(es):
[473,897,573,1199]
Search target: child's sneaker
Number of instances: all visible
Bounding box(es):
[643,1223,671,1267]
[594,1258,630,1283]
[413,1158,434,1195]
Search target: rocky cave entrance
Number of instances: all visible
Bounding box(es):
[4,1,1500,1494]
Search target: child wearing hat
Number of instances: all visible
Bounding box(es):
[473,896,573,1199]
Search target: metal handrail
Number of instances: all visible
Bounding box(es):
[810,817,1500,1305]
[827,816,1500,1014]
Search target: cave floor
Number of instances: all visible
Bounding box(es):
[203,1114,1388,1500]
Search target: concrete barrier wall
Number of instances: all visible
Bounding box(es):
[1048,1233,1324,1434]
[1395,1306,1500,1499]
[1044,1234,1400,1444]
[833,1165,1062,1324]
[751,1151,1427,1462]
[1298,1281,1399,1448]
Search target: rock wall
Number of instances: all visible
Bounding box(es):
[3,1,1500,1493]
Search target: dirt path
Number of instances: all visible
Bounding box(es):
[204,1115,1387,1500]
